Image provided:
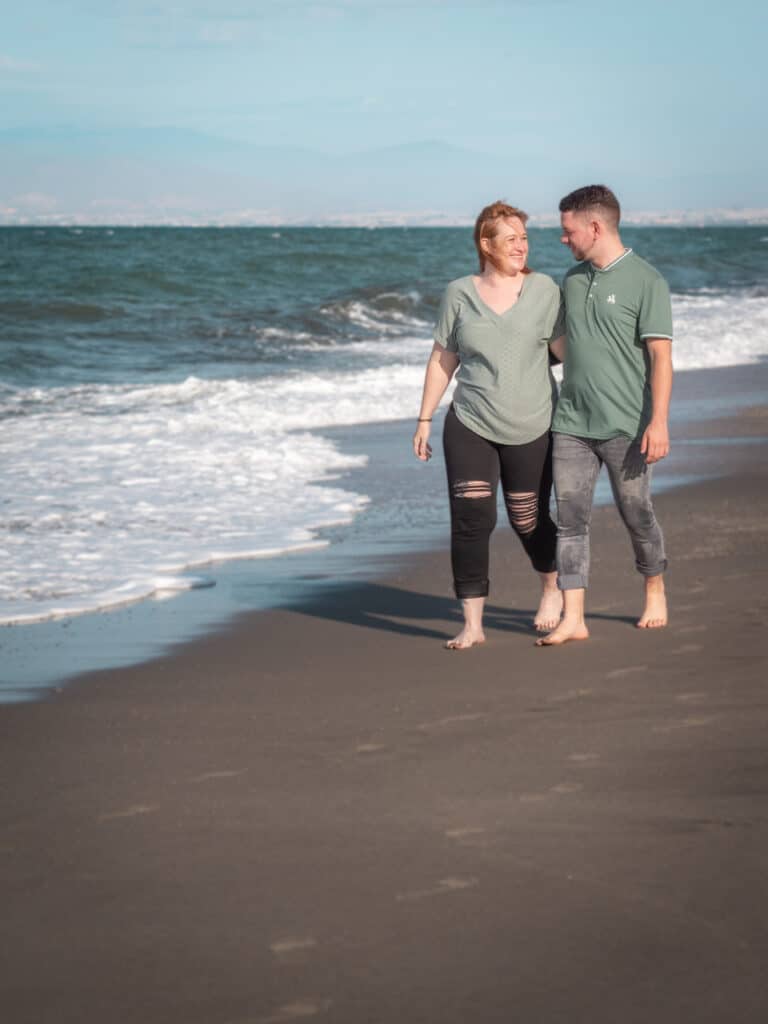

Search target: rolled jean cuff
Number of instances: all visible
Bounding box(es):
[454,579,490,599]
[637,557,668,577]
[557,573,587,591]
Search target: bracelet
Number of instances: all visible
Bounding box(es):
[417,417,432,422]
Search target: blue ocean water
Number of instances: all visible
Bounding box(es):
[1,225,768,628]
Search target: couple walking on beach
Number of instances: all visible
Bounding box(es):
[413,184,673,649]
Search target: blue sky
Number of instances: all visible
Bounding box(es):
[2,0,767,224]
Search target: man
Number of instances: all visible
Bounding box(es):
[537,184,673,646]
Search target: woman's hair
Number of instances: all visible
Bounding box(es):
[474,200,530,272]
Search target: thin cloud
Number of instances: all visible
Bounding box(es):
[0,55,40,73]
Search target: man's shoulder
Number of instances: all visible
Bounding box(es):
[563,261,590,285]
[624,251,669,287]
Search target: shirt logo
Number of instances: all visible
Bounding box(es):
[606,294,616,304]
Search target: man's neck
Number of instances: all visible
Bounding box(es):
[589,236,626,270]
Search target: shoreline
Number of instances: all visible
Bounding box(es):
[3,360,768,701]
[1,394,767,1021]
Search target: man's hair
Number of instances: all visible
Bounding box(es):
[474,200,530,272]
[559,184,621,229]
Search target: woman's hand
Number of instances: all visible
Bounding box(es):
[413,421,432,461]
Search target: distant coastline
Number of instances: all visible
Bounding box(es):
[3,209,768,229]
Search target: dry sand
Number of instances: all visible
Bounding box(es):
[1,408,767,1023]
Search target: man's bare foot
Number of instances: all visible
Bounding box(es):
[637,575,667,628]
[535,619,590,647]
[534,587,563,632]
[445,627,486,650]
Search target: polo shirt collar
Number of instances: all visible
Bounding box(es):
[590,248,632,273]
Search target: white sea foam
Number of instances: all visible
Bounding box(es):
[2,288,766,625]
[670,291,768,369]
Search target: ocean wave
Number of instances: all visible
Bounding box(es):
[0,356,445,624]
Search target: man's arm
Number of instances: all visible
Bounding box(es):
[641,338,673,463]
[548,334,566,364]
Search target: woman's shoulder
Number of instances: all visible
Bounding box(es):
[526,270,560,295]
[442,274,475,299]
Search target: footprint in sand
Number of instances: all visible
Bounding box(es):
[444,826,488,847]
[520,781,584,802]
[190,770,246,783]
[652,716,716,733]
[396,876,479,902]
[669,644,703,655]
[550,782,584,794]
[416,713,487,734]
[355,743,388,755]
[258,998,332,1022]
[98,804,159,822]
[270,937,318,962]
[547,688,593,704]
[605,665,647,679]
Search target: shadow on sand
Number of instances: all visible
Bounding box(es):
[289,582,637,641]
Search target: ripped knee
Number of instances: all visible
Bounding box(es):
[504,491,538,535]
[452,479,493,500]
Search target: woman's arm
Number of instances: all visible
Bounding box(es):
[413,342,460,461]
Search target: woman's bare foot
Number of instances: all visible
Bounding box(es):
[534,573,563,631]
[535,618,590,646]
[446,595,486,649]
[637,575,667,628]
[445,627,486,650]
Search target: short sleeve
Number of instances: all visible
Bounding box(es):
[639,274,673,341]
[433,284,460,353]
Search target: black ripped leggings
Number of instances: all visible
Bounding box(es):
[443,405,557,598]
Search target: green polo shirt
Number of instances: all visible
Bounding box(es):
[553,249,673,441]
[434,272,565,445]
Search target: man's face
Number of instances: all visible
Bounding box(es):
[560,210,597,261]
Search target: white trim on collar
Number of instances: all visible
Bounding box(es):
[592,248,633,273]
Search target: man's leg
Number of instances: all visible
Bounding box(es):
[601,437,668,628]
[536,433,600,646]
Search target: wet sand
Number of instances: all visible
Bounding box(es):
[1,407,768,1022]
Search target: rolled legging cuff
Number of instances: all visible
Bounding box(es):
[454,579,490,599]
[557,573,588,591]
[532,557,557,575]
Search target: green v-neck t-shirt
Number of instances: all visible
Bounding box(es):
[434,272,565,445]
[553,249,673,441]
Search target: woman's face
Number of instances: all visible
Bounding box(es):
[482,216,528,275]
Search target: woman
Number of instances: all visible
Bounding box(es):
[413,200,565,649]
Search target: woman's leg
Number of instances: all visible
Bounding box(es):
[442,407,499,648]
[497,430,561,629]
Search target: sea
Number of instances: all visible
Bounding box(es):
[2,225,768,655]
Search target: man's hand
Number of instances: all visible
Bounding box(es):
[413,421,432,461]
[640,419,669,464]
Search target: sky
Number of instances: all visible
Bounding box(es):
[1,0,767,225]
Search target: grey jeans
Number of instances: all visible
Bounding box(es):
[552,432,667,590]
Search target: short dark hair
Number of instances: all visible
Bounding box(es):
[559,184,621,228]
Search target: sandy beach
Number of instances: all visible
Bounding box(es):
[2,386,768,1022]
